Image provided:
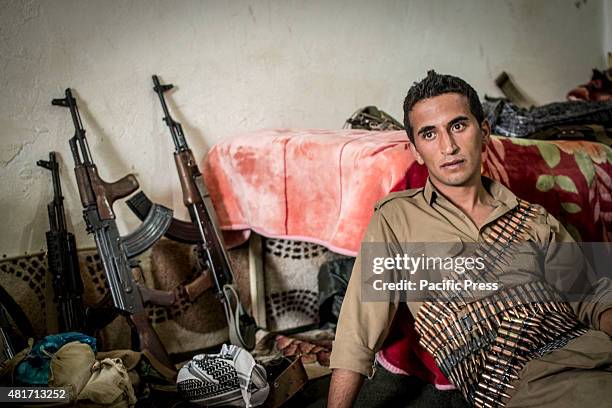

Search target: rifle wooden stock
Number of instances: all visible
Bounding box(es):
[185,271,214,302]
[138,285,176,307]
[129,313,175,371]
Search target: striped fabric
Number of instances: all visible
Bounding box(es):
[177,344,269,407]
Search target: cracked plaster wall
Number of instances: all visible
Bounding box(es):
[0,0,607,257]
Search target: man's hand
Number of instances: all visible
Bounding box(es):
[599,308,612,337]
[327,368,365,408]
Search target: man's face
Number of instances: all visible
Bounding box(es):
[408,93,490,188]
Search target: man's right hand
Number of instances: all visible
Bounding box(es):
[327,368,365,408]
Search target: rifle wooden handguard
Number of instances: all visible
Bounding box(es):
[175,150,202,206]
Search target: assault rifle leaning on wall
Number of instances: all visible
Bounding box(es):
[37,151,86,333]
[127,75,257,350]
[52,88,177,373]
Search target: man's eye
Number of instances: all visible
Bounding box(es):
[451,122,466,132]
[423,131,435,140]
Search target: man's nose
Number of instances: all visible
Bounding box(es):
[439,131,459,155]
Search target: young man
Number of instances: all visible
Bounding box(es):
[328,71,612,408]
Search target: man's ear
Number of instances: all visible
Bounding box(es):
[480,119,491,150]
[409,141,424,165]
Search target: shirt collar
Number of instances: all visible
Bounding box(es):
[423,176,518,209]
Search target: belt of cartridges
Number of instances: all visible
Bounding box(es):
[415,280,587,408]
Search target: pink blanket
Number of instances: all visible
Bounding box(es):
[203,128,413,255]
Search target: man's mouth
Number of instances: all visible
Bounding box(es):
[441,159,465,169]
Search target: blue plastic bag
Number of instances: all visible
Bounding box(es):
[16,332,96,385]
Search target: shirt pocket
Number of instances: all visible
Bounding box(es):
[495,239,542,287]
[417,236,466,281]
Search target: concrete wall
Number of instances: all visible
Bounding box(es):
[0,0,607,257]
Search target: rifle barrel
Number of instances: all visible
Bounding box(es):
[64,89,93,164]
[49,153,67,231]
[152,75,188,151]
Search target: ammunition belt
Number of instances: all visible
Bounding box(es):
[416,281,586,408]
[414,200,587,407]
[431,199,538,309]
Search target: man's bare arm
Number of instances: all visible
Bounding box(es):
[327,368,365,408]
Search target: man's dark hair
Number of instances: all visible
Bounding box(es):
[403,70,484,143]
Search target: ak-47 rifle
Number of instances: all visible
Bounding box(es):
[127,75,257,350]
[52,88,176,371]
[37,152,86,333]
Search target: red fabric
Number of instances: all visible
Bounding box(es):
[376,304,451,386]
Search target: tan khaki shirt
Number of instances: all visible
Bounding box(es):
[330,177,612,377]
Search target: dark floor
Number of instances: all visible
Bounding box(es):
[290,365,469,408]
[136,362,469,407]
